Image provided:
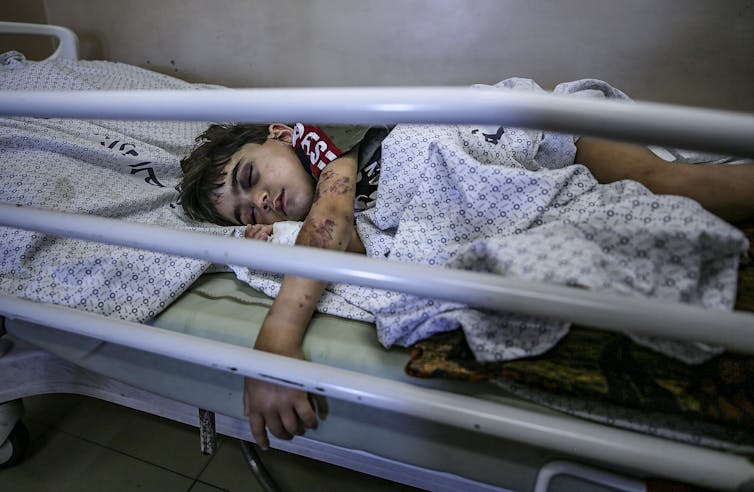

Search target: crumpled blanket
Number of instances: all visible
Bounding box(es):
[0,57,228,322]
[234,78,749,364]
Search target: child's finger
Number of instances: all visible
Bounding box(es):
[244,224,255,238]
[245,224,274,241]
[249,414,269,451]
[244,224,263,239]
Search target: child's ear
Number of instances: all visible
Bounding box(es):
[267,124,294,144]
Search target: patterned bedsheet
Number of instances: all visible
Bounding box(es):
[1,55,749,378]
[235,79,749,365]
[0,55,228,321]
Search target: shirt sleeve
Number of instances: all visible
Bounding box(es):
[319,125,371,151]
[317,125,393,215]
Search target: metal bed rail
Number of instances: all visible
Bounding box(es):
[0,294,752,490]
[1,86,754,156]
[1,88,754,489]
[0,21,79,61]
[1,203,753,355]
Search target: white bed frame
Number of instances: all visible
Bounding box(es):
[1,21,754,491]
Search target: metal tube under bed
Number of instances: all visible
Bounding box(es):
[1,89,754,490]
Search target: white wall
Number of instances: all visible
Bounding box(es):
[41,0,754,111]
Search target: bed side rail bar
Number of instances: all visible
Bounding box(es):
[0,21,79,61]
[0,293,751,491]
[0,87,753,156]
[1,203,753,355]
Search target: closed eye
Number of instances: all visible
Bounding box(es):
[238,162,251,191]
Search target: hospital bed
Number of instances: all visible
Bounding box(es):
[1,21,754,491]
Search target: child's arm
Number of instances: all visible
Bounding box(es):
[575,138,754,224]
[244,147,359,450]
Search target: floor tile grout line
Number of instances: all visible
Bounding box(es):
[198,436,224,477]
[25,396,251,491]
[186,479,232,492]
[189,437,239,492]
[28,394,218,482]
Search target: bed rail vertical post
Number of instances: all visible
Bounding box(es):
[198,408,217,456]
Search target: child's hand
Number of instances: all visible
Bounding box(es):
[244,224,274,241]
[243,344,318,450]
[243,373,318,450]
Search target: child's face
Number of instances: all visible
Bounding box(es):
[212,127,316,226]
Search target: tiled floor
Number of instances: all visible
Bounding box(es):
[1,394,421,491]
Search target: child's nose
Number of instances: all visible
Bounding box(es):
[256,191,269,211]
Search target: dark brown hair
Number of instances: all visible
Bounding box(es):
[179,123,270,225]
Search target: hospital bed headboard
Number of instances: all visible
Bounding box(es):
[0,21,79,61]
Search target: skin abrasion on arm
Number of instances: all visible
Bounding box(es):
[260,152,358,343]
[244,148,359,450]
[299,170,356,250]
[307,218,336,248]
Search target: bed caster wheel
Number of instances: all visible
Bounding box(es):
[0,421,29,469]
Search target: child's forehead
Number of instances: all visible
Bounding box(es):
[225,140,279,172]
[231,141,261,157]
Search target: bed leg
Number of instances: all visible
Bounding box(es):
[240,440,281,492]
[198,408,217,456]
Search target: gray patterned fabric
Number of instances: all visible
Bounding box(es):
[0,57,229,321]
[234,78,748,364]
[1,57,747,364]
